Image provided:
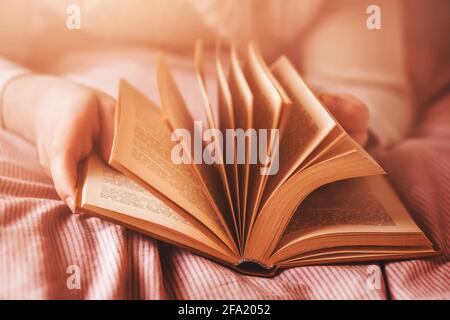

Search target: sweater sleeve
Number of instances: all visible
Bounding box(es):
[0,59,30,129]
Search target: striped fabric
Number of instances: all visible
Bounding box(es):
[371,94,450,300]
[0,94,448,299]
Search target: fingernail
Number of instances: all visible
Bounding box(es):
[66,197,76,214]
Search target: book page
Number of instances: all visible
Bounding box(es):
[284,177,396,235]
[109,80,236,252]
[244,140,385,261]
[77,153,236,263]
[193,42,238,237]
[256,52,293,137]
[261,56,336,207]
[156,54,235,241]
[228,46,253,239]
[280,249,435,267]
[271,176,432,262]
[216,49,243,237]
[244,44,283,236]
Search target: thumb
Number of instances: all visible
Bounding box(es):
[49,151,78,213]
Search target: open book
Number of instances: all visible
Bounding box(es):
[76,43,435,276]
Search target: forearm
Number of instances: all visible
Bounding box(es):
[2,74,45,143]
[0,58,30,131]
[2,74,98,147]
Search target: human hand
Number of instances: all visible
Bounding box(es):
[319,93,370,146]
[3,75,115,213]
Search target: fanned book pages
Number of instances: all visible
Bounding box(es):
[75,42,436,276]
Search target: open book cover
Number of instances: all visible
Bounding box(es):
[75,42,436,277]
